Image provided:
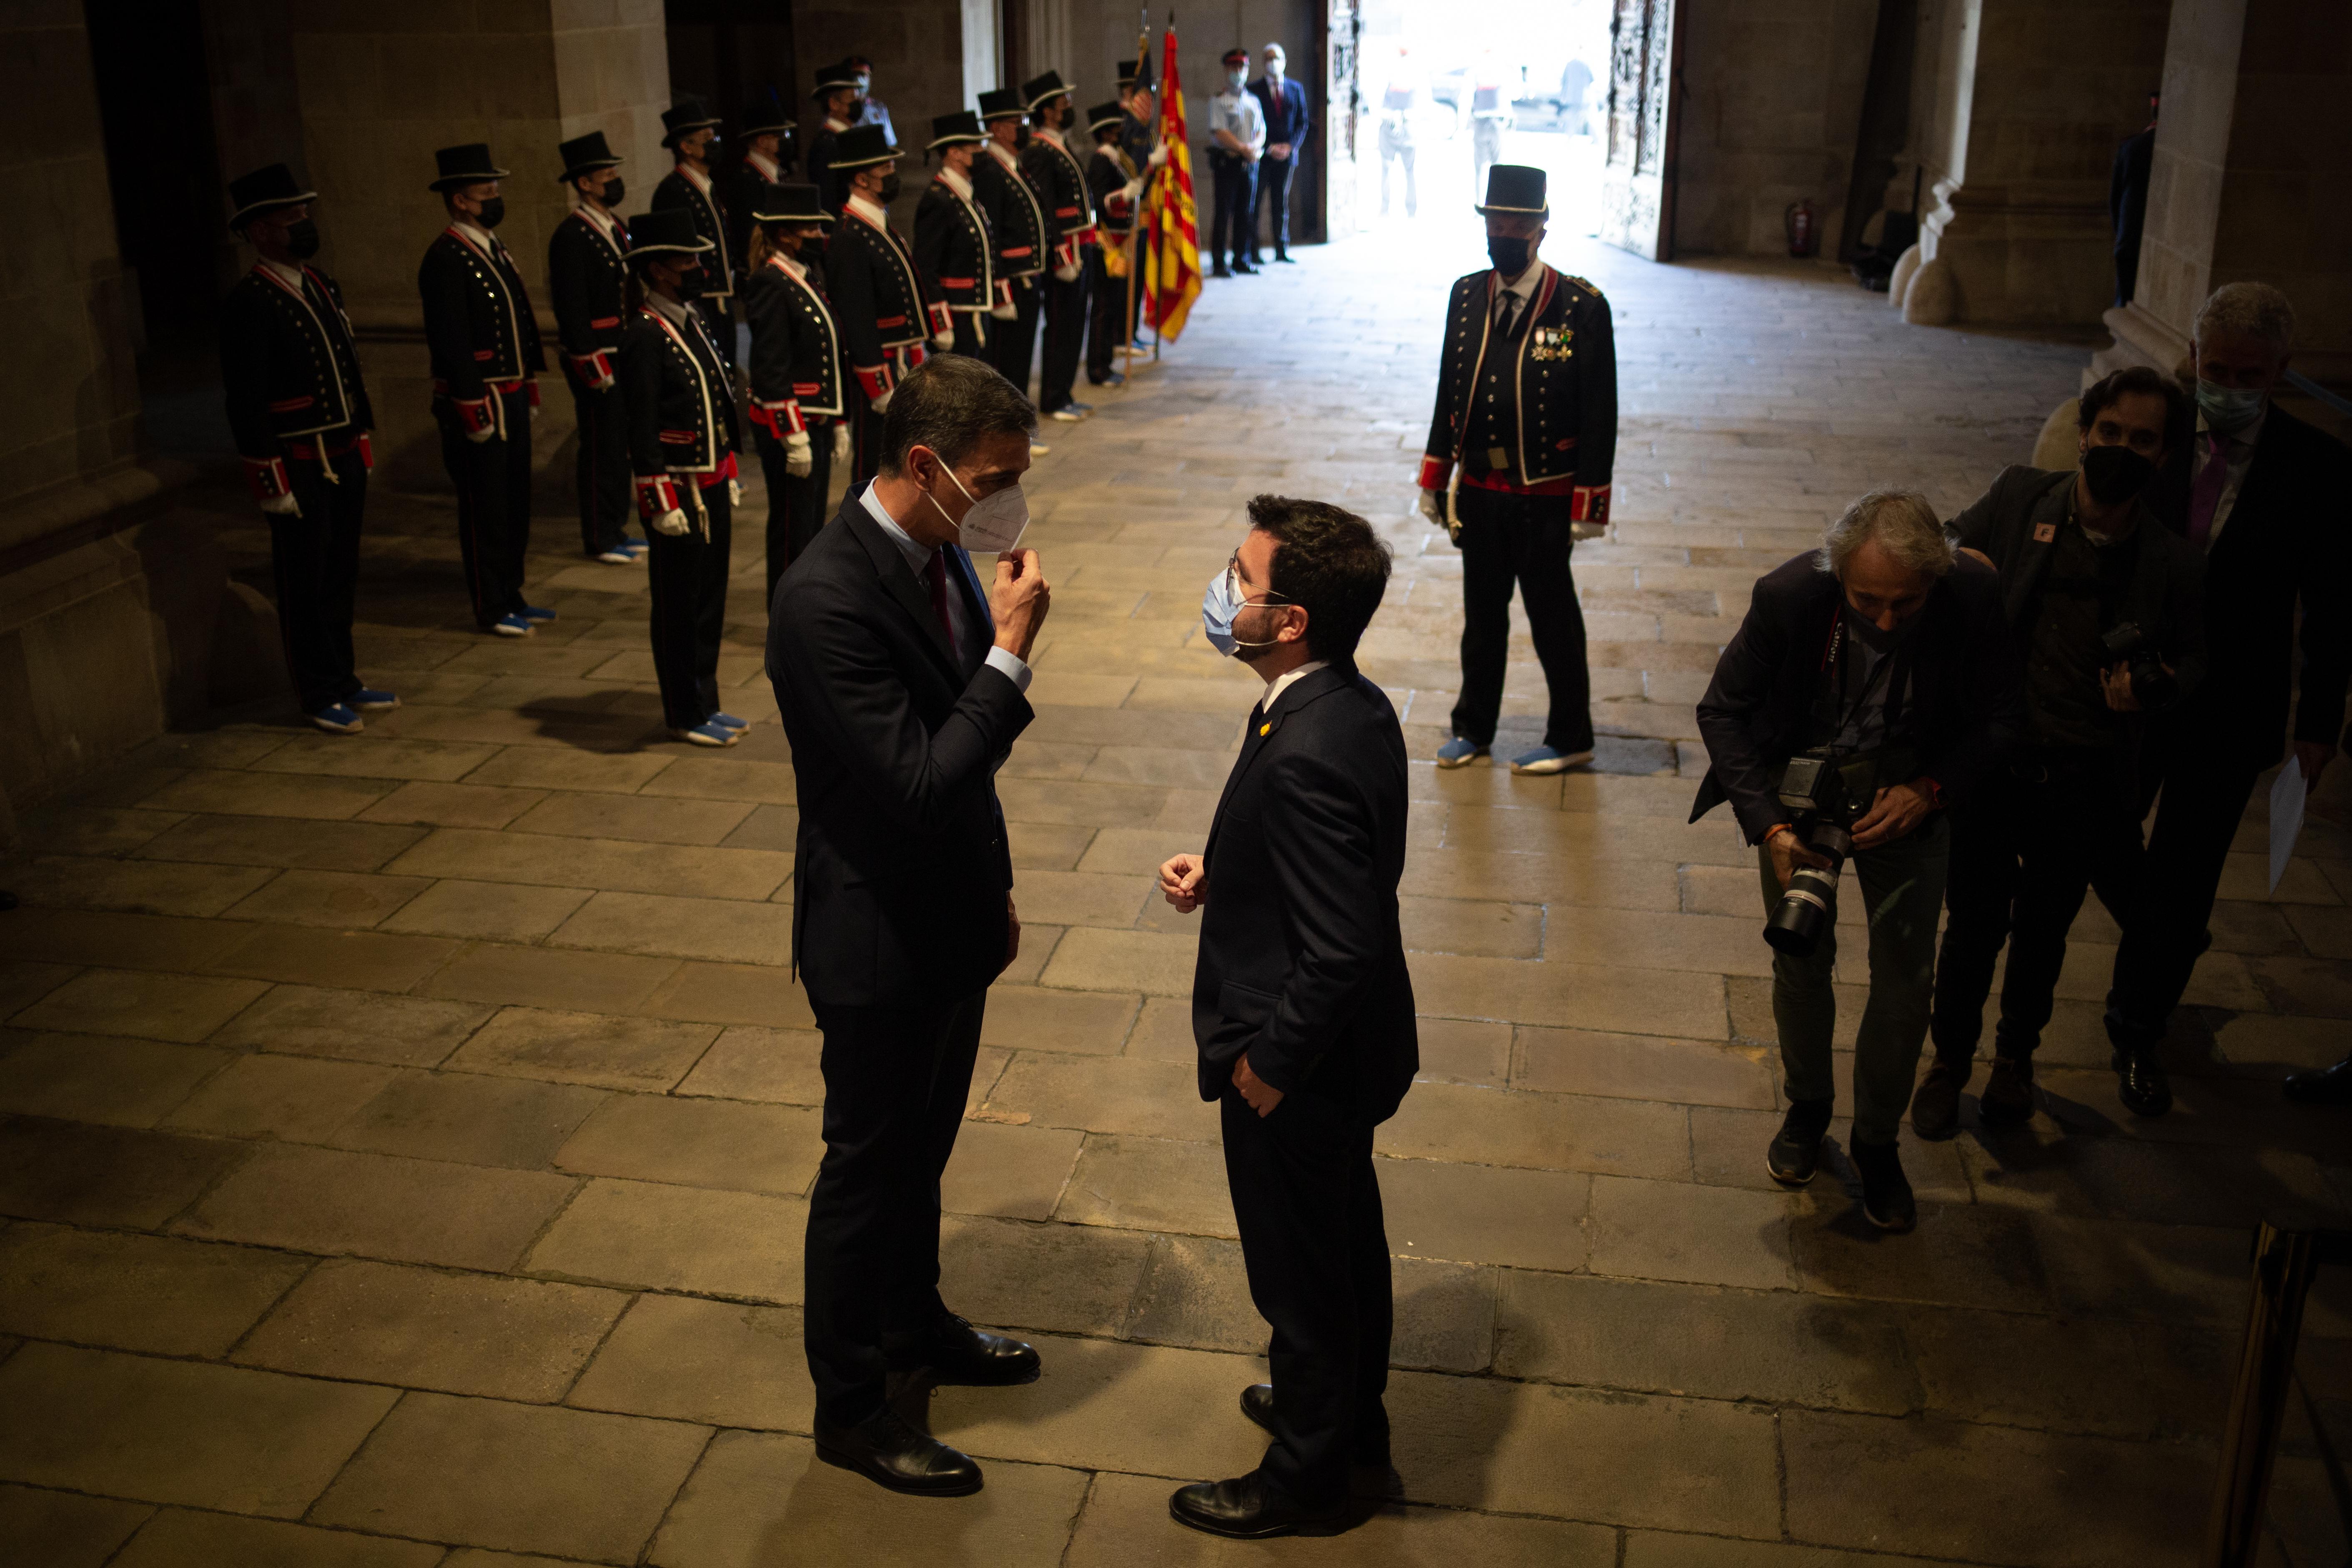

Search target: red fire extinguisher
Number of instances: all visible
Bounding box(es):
[1785,199,1817,258]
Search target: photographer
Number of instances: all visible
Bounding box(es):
[1918,368,2204,1131]
[1692,492,2021,1231]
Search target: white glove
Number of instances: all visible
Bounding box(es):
[870,386,893,415]
[727,477,742,508]
[785,431,813,478]
[1416,489,1443,524]
[1054,261,1082,283]
[932,331,955,352]
[1148,143,1170,169]
[990,301,1019,321]
[1572,522,1607,542]
[831,423,851,465]
[650,507,691,537]
[259,492,301,518]
[465,425,497,445]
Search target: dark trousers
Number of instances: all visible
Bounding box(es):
[1251,154,1295,260]
[804,991,987,1426]
[1210,155,1257,266]
[1449,488,1594,753]
[1931,753,2146,1064]
[269,447,368,713]
[644,478,731,730]
[1085,245,1138,382]
[564,361,630,557]
[948,310,990,361]
[1221,1085,1392,1508]
[755,425,832,613]
[992,275,1042,400]
[435,389,533,629]
[1037,256,1088,413]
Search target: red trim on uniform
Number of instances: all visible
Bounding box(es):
[876,314,908,330]
[356,433,374,469]
[268,395,314,412]
[792,381,822,397]
[526,379,541,408]
[695,451,740,490]
[854,362,893,403]
[926,301,953,337]
[939,277,976,289]
[1001,246,1035,258]
[1461,469,1575,498]
[634,473,680,519]
[589,315,621,329]
[1417,455,1451,491]
[242,455,292,502]
[569,350,615,387]
[1572,484,1610,524]
[452,395,496,437]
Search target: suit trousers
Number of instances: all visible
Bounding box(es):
[436,388,533,629]
[563,361,631,557]
[1449,488,1594,753]
[1251,155,1295,260]
[1221,1084,1392,1508]
[991,275,1043,402]
[1931,753,2146,1065]
[804,991,987,1426]
[1210,155,1257,266]
[269,447,368,713]
[756,426,833,613]
[1037,258,1088,414]
[644,479,732,731]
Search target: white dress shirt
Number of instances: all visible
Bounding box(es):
[2191,405,2266,551]
[1260,659,1329,715]
[858,480,1032,692]
[1494,260,1545,336]
[1209,86,1265,153]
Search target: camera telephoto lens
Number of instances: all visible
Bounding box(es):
[1764,863,1840,956]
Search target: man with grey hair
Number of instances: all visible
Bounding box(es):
[1692,491,2022,1229]
[2109,281,2352,1106]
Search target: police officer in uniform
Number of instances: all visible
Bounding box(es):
[1416,165,1616,775]
[827,124,944,487]
[653,96,735,343]
[973,87,1047,401]
[742,182,844,604]
[548,130,642,566]
[725,87,797,282]
[1083,101,1145,388]
[914,111,999,362]
[419,143,551,638]
[1021,70,1096,422]
[621,207,747,749]
[220,163,394,734]
[805,61,864,213]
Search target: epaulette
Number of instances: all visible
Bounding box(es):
[1561,274,1602,299]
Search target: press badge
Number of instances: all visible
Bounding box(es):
[2033,522,2057,542]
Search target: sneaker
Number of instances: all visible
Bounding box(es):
[1850,1139,1918,1232]
[1767,1098,1834,1185]
[671,720,740,747]
[1212,265,1234,279]
[1979,1054,2035,1125]
[619,539,649,561]
[1089,371,1128,387]
[1909,1059,1967,1139]
[309,702,364,735]
[518,604,558,624]
[490,613,534,637]
[1509,745,1595,775]
[1030,442,1052,457]
[1064,400,1094,416]
[1435,737,1489,769]
[595,546,637,564]
[709,712,750,732]
[1048,406,1088,423]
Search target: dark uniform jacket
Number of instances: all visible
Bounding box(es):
[1193,666,1418,1123]
[546,208,629,384]
[1419,263,1617,525]
[619,296,740,482]
[973,142,1047,282]
[742,251,843,437]
[720,152,790,281]
[417,225,545,433]
[1087,142,1143,239]
[914,170,998,316]
[805,116,853,212]
[1120,111,1156,172]
[652,165,734,305]
[1021,129,1096,271]
[220,261,374,499]
[825,194,940,405]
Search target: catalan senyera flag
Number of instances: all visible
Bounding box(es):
[1143,23,1202,339]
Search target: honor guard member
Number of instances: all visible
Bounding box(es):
[827,124,943,487]
[1116,50,1159,171]
[743,181,845,604]
[725,87,797,277]
[621,207,747,749]
[914,112,1000,362]
[1021,70,1096,421]
[419,143,551,638]
[653,96,734,342]
[973,87,1048,401]
[1416,164,1617,774]
[220,163,394,734]
[806,61,863,213]
[1083,101,1145,387]
[549,131,643,565]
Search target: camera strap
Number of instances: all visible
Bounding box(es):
[1815,613,1906,745]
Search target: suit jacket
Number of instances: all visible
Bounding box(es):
[1690,553,2024,843]
[1250,75,1311,150]
[768,492,1033,1008]
[1192,666,1418,1123]
[2144,405,2352,765]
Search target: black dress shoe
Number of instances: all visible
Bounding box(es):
[885,1313,1041,1386]
[1169,1472,1346,1539]
[2284,1055,2352,1105]
[815,1409,983,1496]
[1232,261,1259,275]
[1766,1098,1834,1185]
[1909,1060,1966,1139]
[2112,1045,2174,1117]
[1241,1382,1276,1435]
[1211,264,1234,278]
[1240,1382,1396,1491]
[1979,1054,2035,1124]
[1849,1139,1916,1232]
[1274,252,1296,263]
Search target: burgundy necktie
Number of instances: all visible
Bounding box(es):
[2187,432,2229,549]
[922,549,955,642]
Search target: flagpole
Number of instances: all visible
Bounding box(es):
[1121,15,1148,382]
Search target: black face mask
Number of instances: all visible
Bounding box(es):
[472,196,506,230]
[598,175,625,207]
[878,173,903,203]
[283,219,321,259]
[2080,443,2156,507]
[1487,234,1531,277]
[673,264,708,301]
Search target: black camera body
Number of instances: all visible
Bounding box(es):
[2100,621,2179,710]
[1763,752,1877,957]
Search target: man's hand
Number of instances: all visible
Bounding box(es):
[784,432,813,478]
[1416,488,1443,525]
[1270,142,1291,161]
[831,423,851,466]
[1232,1052,1284,1116]
[2295,740,2336,786]
[1005,894,1021,968]
[258,492,301,518]
[1851,782,1934,850]
[1766,825,1834,890]
[2099,661,2143,712]
[989,547,1051,661]
[1158,852,1207,913]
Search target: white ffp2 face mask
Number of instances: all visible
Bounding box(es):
[929,462,1029,553]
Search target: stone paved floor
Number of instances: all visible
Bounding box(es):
[5,226,2351,1567]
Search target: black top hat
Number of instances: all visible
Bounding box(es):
[830,123,897,171]
[227,163,316,228]
[555,131,623,184]
[927,110,984,150]
[1021,70,1073,112]
[623,207,715,259]
[1086,101,1126,136]
[812,60,861,98]
[978,87,1026,122]
[750,182,834,225]
[662,97,723,147]
[740,87,794,137]
[1116,52,1153,89]
[1477,163,1549,216]
[430,144,508,192]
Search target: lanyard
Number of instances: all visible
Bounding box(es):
[1825,613,1905,744]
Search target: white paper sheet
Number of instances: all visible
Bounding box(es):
[2269,759,2307,893]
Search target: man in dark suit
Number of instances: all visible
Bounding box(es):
[1247,44,1310,265]
[1156,496,1414,1538]
[2107,282,2352,1105]
[767,354,1053,1496]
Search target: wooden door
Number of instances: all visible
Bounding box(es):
[1600,0,1681,261]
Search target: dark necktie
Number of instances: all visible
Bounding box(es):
[922,549,956,645]
[2187,432,2229,548]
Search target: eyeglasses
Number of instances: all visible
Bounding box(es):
[1225,553,1295,609]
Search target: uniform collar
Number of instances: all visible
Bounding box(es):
[673,161,712,193]
[1497,259,1547,305]
[765,250,807,283]
[573,202,621,238]
[645,291,693,331]
[258,258,307,291]
[451,219,499,253]
[935,164,974,200]
[823,116,852,133]
[845,191,892,230]
[1033,126,1066,152]
[985,140,1022,171]
[746,149,780,180]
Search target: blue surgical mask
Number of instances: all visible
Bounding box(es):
[2195,378,2266,434]
[1201,563,1288,656]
